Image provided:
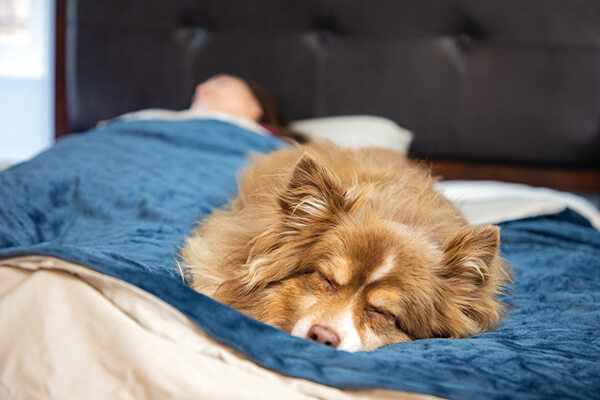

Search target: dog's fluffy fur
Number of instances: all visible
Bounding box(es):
[181,143,511,351]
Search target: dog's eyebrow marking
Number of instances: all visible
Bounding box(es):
[369,296,391,311]
[331,256,351,286]
[367,288,398,316]
[367,255,396,284]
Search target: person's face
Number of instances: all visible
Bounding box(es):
[190,74,263,122]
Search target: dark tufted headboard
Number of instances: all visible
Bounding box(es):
[61,0,600,171]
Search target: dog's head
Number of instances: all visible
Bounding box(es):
[216,153,511,351]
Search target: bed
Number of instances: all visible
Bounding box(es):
[2,1,600,399]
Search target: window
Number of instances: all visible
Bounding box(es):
[0,0,54,165]
[0,0,30,41]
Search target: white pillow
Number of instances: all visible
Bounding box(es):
[291,115,413,154]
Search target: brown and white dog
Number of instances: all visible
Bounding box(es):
[181,142,511,351]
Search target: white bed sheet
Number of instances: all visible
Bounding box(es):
[436,180,600,230]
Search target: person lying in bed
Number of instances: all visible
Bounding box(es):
[190,74,307,143]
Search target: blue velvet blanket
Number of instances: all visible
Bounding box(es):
[0,119,598,400]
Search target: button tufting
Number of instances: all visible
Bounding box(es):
[311,17,345,43]
[457,33,474,49]
[456,18,485,50]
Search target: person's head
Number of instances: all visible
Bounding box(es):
[190,74,307,143]
[190,74,263,122]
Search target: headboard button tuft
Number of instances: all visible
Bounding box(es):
[456,18,485,50]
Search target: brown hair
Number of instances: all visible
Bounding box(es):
[246,80,308,144]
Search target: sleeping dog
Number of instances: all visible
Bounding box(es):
[181,143,511,351]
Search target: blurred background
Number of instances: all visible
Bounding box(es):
[0,1,598,197]
[0,0,54,166]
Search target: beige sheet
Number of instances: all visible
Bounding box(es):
[0,256,439,400]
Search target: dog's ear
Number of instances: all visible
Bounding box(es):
[225,154,346,297]
[278,153,346,227]
[440,225,500,287]
[437,225,510,336]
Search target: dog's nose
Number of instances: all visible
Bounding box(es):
[307,324,340,348]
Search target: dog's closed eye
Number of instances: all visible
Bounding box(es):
[365,306,394,321]
[318,272,337,293]
[265,270,312,287]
